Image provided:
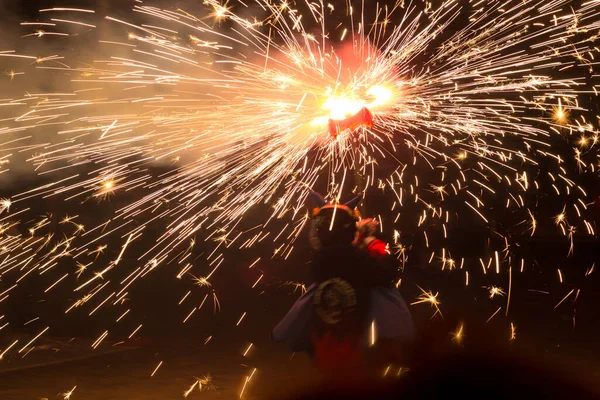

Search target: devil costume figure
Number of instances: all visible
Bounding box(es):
[272,193,415,370]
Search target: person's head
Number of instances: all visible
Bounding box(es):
[308,192,361,249]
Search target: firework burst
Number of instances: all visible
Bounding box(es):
[0,0,597,383]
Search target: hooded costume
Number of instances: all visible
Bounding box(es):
[272,193,414,366]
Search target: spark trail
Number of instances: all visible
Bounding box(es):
[0,0,597,374]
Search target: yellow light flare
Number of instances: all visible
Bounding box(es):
[61,386,77,400]
[411,286,443,318]
[487,286,506,299]
[0,199,11,214]
[312,85,393,126]
[452,323,464,344]
[553,98,570,125]
[103,180,115,191]
[192,275,212,288]
[366,85,393,108]
[212,3,231,21]
[322,96,365,120]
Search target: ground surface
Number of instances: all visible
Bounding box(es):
[0,335,316,400]
[0,325,599,400]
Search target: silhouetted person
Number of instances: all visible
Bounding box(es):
[272,192,414,376]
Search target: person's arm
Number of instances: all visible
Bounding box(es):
[355,218,397,285]
[365,237,389,256]
[365,239,398,285]
[354,218,398,286]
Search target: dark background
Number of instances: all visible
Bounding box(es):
[0,0,598,397]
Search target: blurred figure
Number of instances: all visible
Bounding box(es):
[283,318,600,400]
[272,192,414,377]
